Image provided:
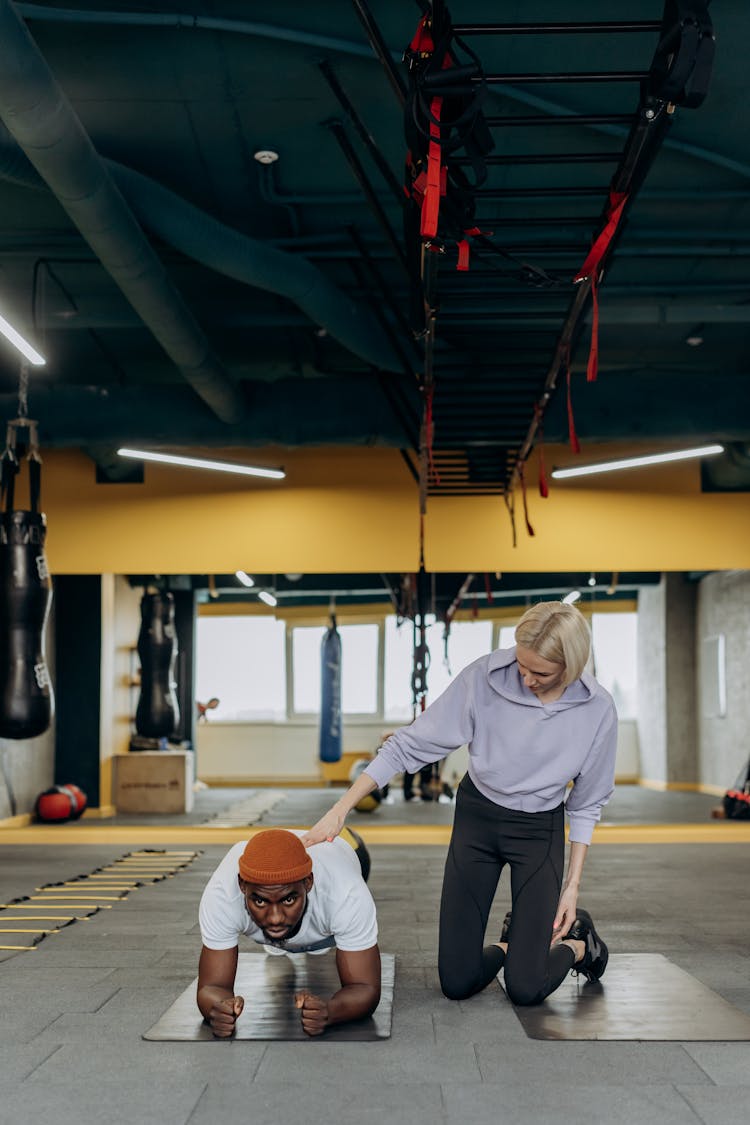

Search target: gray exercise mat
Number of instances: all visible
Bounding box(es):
[503,953,750,1040]
[144,951,394,1041]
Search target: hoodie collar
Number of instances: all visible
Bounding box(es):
[487,645,594,708]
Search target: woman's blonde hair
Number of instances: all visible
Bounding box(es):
[514,601,591,685]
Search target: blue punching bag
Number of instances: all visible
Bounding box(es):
[0,444,54,740]
[319,616,342,763]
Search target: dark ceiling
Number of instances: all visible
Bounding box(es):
[0,0,748,499]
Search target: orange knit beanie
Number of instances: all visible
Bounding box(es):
[238,829,313,884]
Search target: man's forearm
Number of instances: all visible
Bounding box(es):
[197,983,234,1019]
[326,982,380,1026]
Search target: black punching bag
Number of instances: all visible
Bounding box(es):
[0,509,54,739]
[135,591,180,738]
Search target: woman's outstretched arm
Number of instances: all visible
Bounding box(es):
[300,771,379,846]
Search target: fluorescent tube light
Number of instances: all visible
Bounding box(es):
[562,590,581,605]
[0,312,45,366]
[235,571,255,588]
[117,448,285,479]
[551,444,724,480]
[258,591,277,607]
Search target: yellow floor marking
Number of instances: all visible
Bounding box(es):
[100,877,170,882]
[33,893,123,900]
[0,928,58,934]
[5,900,113,908]
[53,885,136,890]
[0,906,93,914]
[0,945,36,951]
[2,823,748,845]
[0,916,75,921]
[78,874,143,879]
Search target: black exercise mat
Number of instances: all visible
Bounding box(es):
[144,951,394,1041]
[503,953,750,1040]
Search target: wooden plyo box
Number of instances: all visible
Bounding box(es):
[113,751,194,814]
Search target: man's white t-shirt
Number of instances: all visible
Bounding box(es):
[199,834,378,955]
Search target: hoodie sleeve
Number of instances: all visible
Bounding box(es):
[364,666,476,789]
[564,700,618,845]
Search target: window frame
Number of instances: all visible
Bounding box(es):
[285,618,385,724]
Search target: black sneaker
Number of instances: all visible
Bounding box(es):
[500,910,512,943]
[565,908,608,982]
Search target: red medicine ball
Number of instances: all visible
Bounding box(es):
[35,785,82,822]
[61,783,87,819]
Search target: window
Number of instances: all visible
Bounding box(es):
[498,624,516,649]
[591,612,637,718]
[195,615,286,720]
[384,615,493,721]
[291,623,379,716]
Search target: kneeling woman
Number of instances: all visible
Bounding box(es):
[303,601,617,1006]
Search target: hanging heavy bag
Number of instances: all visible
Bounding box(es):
[0,446,54,740]
[135,590,180,739]
[318,615,342,764]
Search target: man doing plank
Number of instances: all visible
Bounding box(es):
[197,828,380,1037]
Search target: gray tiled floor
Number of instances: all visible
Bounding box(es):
[0,789,749,1125]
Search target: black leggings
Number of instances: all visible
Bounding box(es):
[439,774,575,1006]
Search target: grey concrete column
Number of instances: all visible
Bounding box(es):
[636,573,697,785]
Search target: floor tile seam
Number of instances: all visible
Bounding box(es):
[680,1046,721,1086]
[673,1082,714,1122]
[184,1081,210,1124]
[21,1042,64,1082]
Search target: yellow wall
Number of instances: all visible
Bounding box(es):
[28,445,750,574]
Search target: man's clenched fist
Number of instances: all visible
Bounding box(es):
[294,990,330,1036]
[208,995,244,1038]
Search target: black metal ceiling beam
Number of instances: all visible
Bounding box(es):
[469,216,598,226]
[351,0,407,106]
[347,225,420,370]
[483,114,636,127]
[478,186,607,198]
[318,60,404,209]
[453,22,662,35]
[455,153,622,165]
[327,120,410,278]
[482,71,648,85]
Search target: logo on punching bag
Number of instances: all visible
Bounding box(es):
[33,662,50,690]
[326,657,341,738]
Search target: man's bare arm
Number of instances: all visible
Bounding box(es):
[197,945,244,1037]
[294,945,381,1036]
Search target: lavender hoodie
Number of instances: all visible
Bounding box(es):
[365,646,618,845]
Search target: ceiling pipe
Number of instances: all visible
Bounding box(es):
[0,133,403,374]
[0,0,244,424]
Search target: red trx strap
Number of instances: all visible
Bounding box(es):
[564,343,581,453]
[422,95,444,239]
[574,189,629,383]
[408,17,446,241]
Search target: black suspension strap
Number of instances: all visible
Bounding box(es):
[2,362,43,517]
